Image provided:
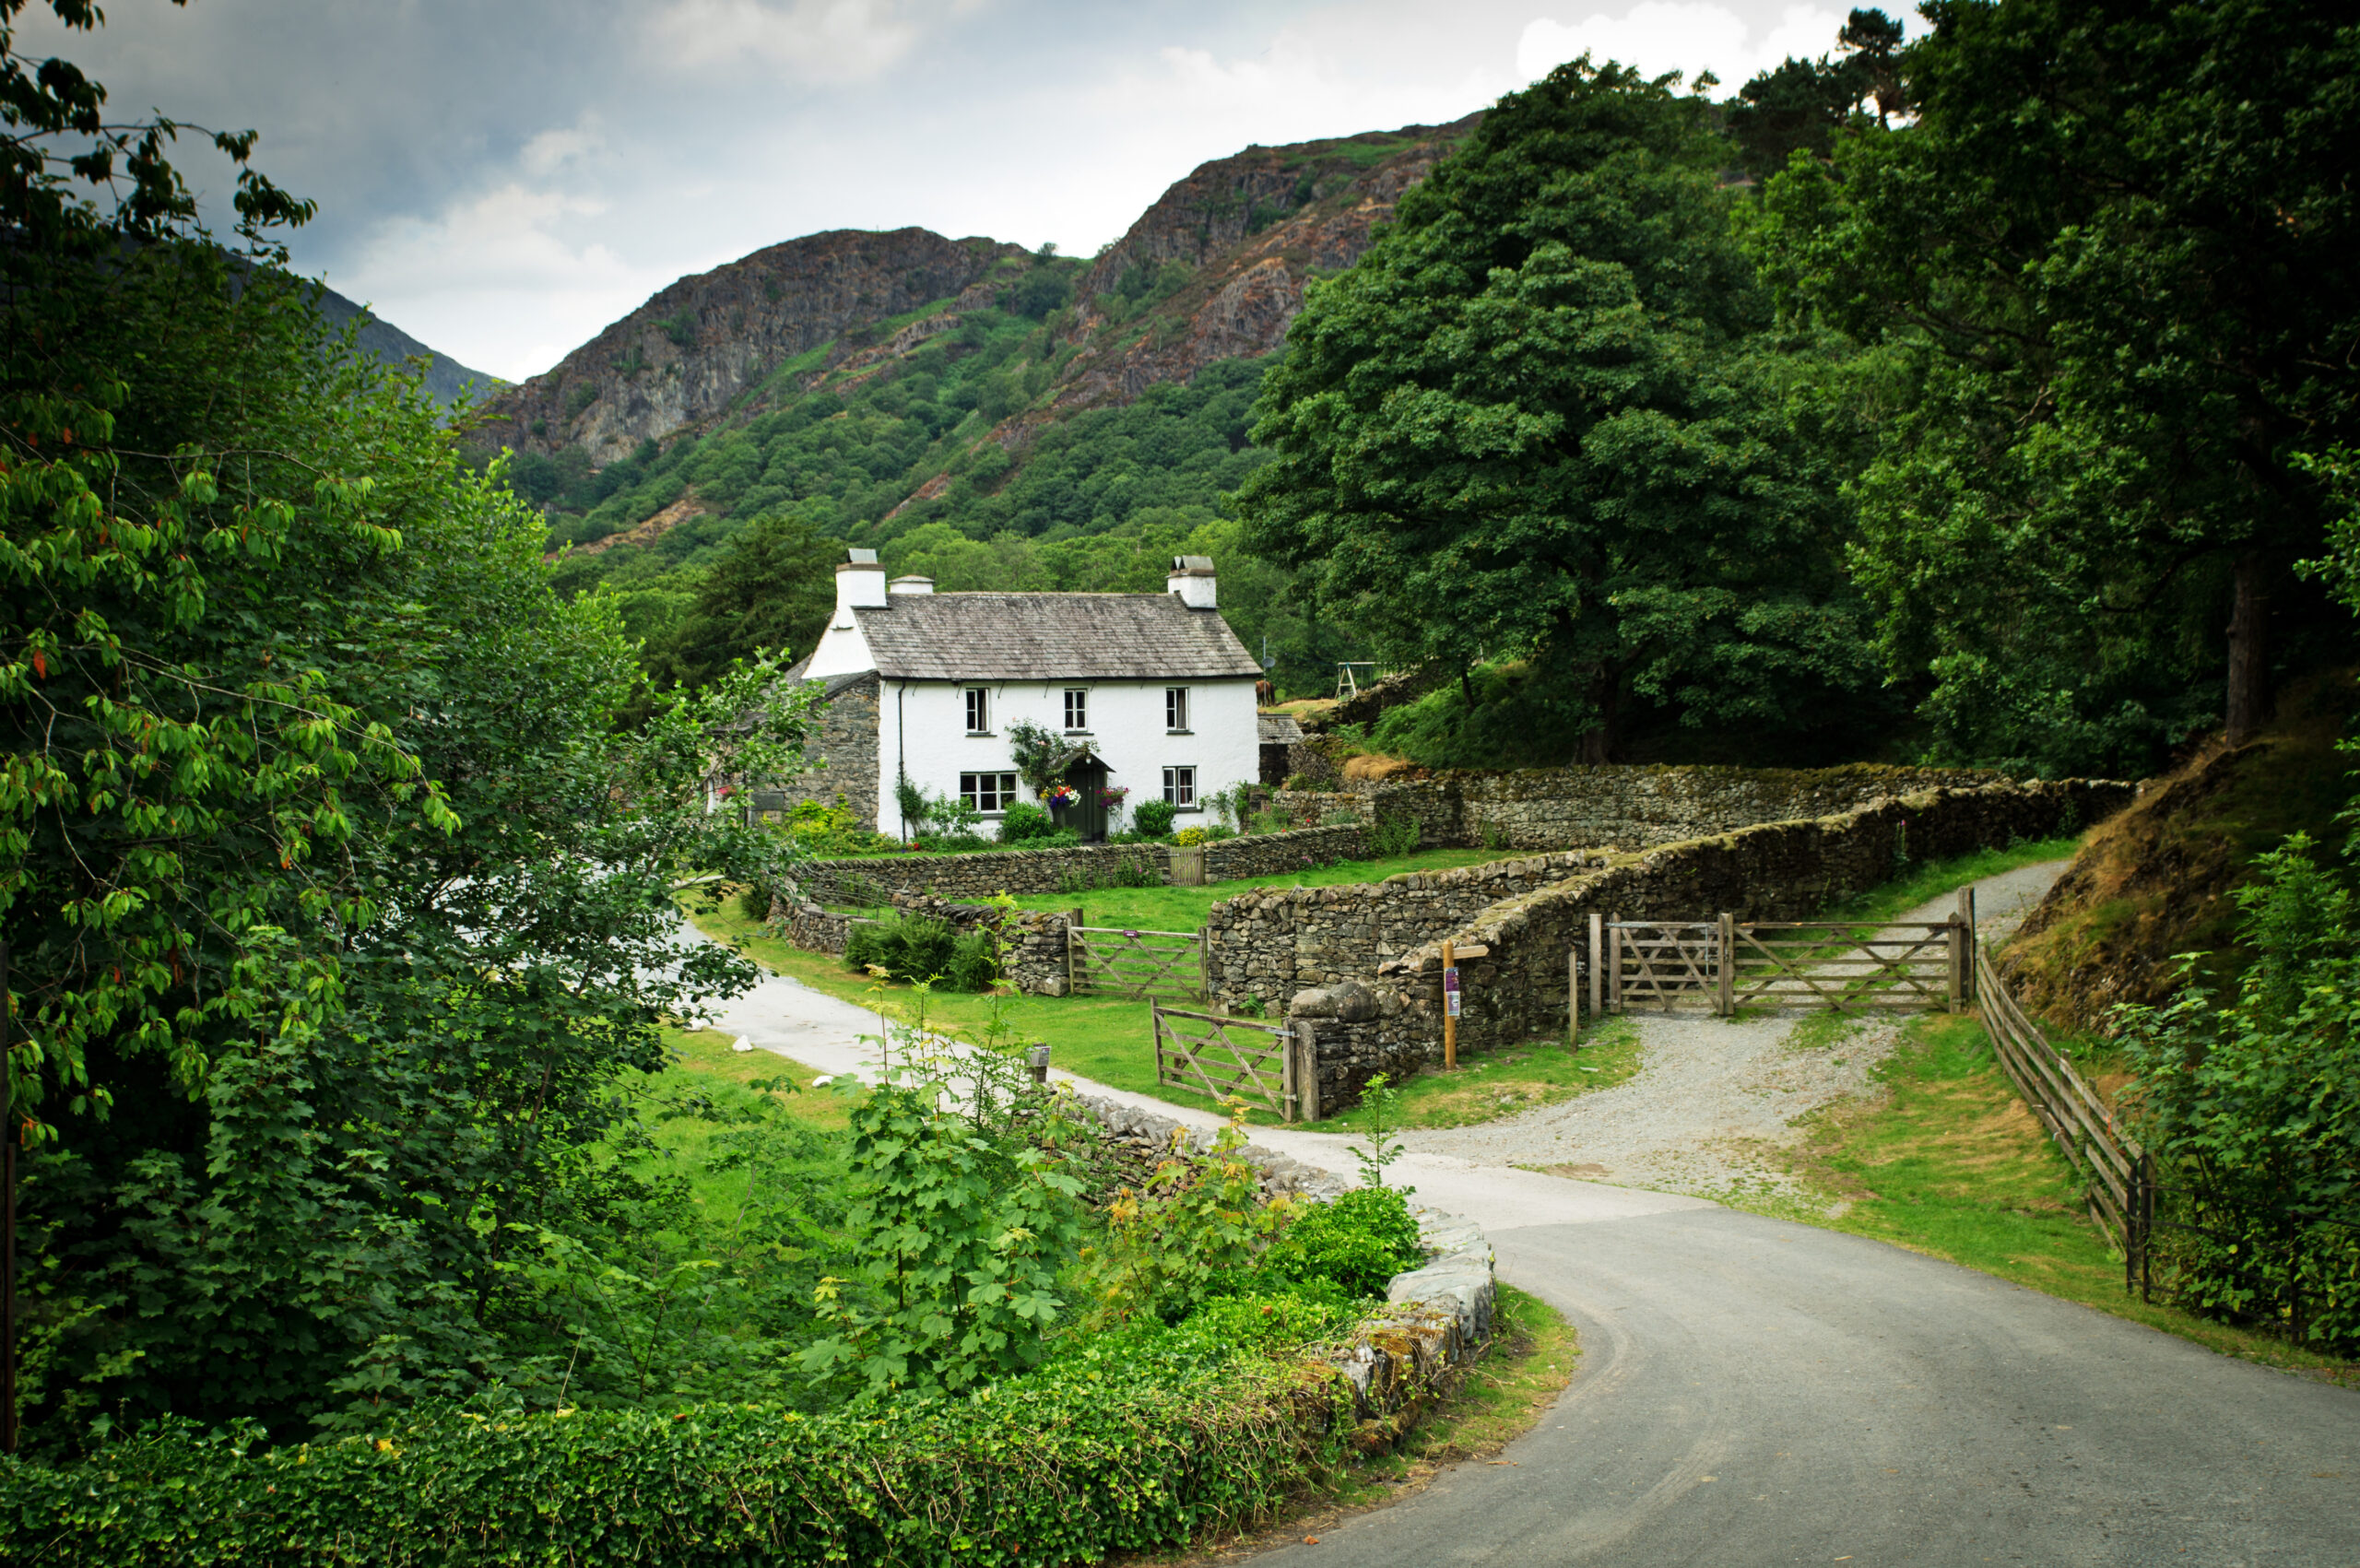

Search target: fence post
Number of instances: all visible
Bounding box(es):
[1293,1019,1321,1122]
[1946,915,1965,1013]
[1587,912,1604,1023]
[1610,914,1623,1014]
[1198,925,1210,1003]
[1717,913,1735,1018]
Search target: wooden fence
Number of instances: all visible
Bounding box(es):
[1973,941,2149,1286]
[1151,1004,1313,1120]
[1068,925,1205,1002]
[1594,914,1967,1017]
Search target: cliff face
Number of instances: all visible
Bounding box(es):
[476,228,1028,465]
[479,115,1479,512]
[1037,118,1478,421]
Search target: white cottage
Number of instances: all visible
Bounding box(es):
[785,550,1262,839]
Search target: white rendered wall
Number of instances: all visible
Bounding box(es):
[868,676,1260,836]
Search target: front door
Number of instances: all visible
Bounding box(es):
[1059,755,1110,842]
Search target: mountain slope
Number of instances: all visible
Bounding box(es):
[474,229,1030,466]
[312,285,502,408]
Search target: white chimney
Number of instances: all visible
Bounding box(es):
[1167,554,1217,610]
[836,548,888,611]
[888,574,936,596]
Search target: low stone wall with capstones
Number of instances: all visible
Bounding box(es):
[1375,778,2137,1059]
[1201,850,1613,1014]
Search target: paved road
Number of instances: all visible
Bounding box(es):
[685,869,2360,1565]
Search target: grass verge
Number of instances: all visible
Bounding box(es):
[1150,1284,1575,1565]
[1295,1017,1643,1134]
[1745,1010,2358,1385]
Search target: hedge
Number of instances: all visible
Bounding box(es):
[0,1359,1350,1566]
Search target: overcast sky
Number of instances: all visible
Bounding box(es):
[28,0,1914,382]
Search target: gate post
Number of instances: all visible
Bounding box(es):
[1946,915,1965,1013]
[1717,913,1735,1018]
[1957,888,1978,1002]
[1609,913,1623,1014]
[1568,945,1580,1047]
[1292,1019,1321,1123]
[1587,912,1604,1024]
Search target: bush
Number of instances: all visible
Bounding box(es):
[1174,825,1208,846]
[2,1362,1350,1568]
[737,881,774,922]
[1369,811,1420,858]
[1320,809,1359,828]
[842,914,960,984]
[1252,1185,1426,1301]
[998,800,1057,843]
[946,928,998,992]
[1134,797,1177,837]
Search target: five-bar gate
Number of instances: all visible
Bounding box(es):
[1151,1004,1314,1121]
[1594,911,1970,1017]
[1068,925,1205,1002]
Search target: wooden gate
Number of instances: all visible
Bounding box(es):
[1068,925,1205,1001]
[1152,1004,1310,1120]
[1601,914,1966,1016]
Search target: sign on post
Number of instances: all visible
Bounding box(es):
[1444,965,1462,1017]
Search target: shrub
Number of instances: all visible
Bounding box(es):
[3,1361,1349,1567]
[1370,811,1420,858]
[1320,809,1359,828]
[843,914,959,984]
[1252,1185,1425,1301]
[1174,825,1208,846]
[998,800,1056,843]
[1134,797,1177,837]
[945,928,998,992]
[737,881,773,922]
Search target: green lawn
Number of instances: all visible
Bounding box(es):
[625,1026,848,1214]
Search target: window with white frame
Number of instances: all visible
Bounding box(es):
[961,772,1019,813]
[1162,766,1197,808]
[1063,688,1088,732]
[1164,687,1189,731]
[964,687,989,733]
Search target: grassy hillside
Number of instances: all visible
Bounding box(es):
[1998,673,2360,1031]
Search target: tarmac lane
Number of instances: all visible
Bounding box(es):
[1250,1207,2360,1566]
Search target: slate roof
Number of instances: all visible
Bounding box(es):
[850,593,1262,681]
[1257,712,1305,745]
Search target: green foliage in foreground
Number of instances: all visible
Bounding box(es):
[0,1350,1345,1567]
[2118,837,2360,1352]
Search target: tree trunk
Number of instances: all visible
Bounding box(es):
[2224,552,2271,746]
[1580,663,1620,765]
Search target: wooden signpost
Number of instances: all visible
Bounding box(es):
[1441,939,1457,1068]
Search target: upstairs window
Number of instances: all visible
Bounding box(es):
[961,772,1019,813]
[1164,687,1189,732]
[1163,766,1197,808]
[1064,688,1089,732]
[964,687,989,734]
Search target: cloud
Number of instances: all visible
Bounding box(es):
[647,0,931,79]
[1516,2,1847,90]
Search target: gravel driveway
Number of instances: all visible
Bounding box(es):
[1398,860,2073,1202]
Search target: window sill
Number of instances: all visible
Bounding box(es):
[965,730,994,737]
[1165,728,1194,736]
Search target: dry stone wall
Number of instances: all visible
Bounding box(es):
[1376,779,2136,1059]
[790,823,1373,907]
[1202,850,1611,1012]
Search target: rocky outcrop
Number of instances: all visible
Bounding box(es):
[474,229,1029,464]
[1039,118,1480,419]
